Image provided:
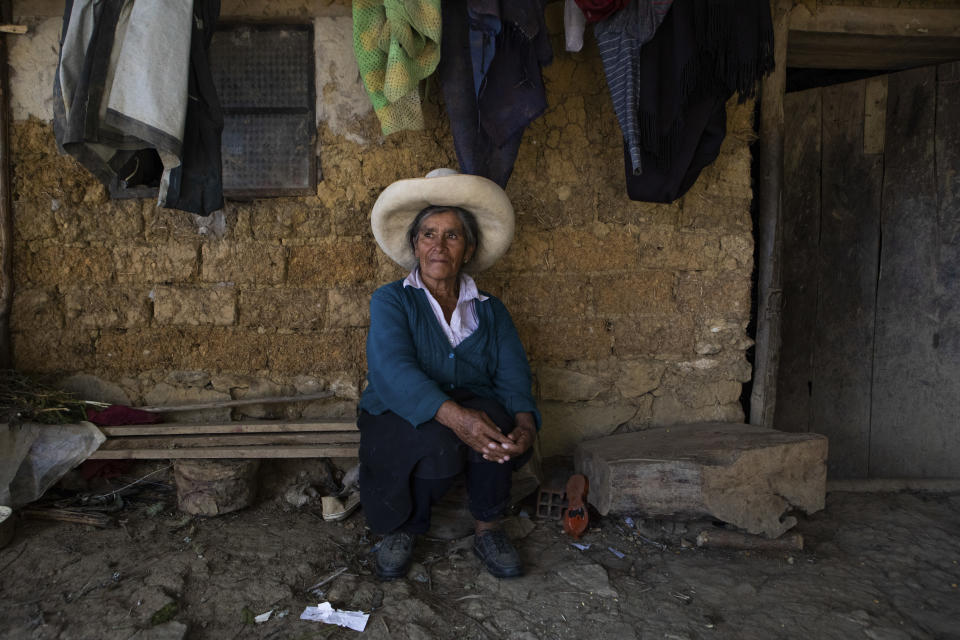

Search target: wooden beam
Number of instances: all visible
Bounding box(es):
[788,33,960,70]
[790,6,960,38]
[750,0,791,428]
[788,6,960,70]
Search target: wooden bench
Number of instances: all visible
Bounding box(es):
[90,419,360,459]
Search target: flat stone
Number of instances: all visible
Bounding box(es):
[616,359,665,398]
[58,373,131,405]
[864,628,912,640]
[555,563,618,599]
[539,366,605,402]
[502,515,535,540]
[574,423,827,537]
[538,402,636,457]
[143,383,231,422]
[128,622,188,640]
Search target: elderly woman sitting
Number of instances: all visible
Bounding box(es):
[358,169,540,580]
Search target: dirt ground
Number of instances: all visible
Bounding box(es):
[1,463,958,640]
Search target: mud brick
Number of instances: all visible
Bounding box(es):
[287,240,375,286]
[17,244,113,286]
[549,228,639,273]
[594,271,676,315]
[201,242,285,285]
[238,287,326,329]
[63,286,151,329]
[114,244,197,284]
[612,314,694,358]
[153,286,237,326]
[326,287,370,328]
[677,271,751,317]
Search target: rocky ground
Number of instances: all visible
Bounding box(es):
[0,463,958,640]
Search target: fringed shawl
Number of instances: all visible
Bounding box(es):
[597,0,773,202]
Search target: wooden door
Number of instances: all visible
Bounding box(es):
[775,62,960,479]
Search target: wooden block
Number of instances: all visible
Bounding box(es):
[574,423,827,538]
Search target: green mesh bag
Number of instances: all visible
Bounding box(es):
[353,0,442,135]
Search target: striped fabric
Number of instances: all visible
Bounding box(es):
[595,0,673,175]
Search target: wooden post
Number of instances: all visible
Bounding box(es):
[750,0,792,428]
[0,0,12,369]
[750,0,793,427]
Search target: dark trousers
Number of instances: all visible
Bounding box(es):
[358,391,532,534]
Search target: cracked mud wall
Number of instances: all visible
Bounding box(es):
[8,0,754,456]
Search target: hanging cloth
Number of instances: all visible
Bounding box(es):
[53,0,224,215]
[352,0,442,135]
[599,0,773,202]
[467,0,500,96]
[574,0,629,23]
[162,0,224,215]
[439,0,552,188]
[594,0,673,175]
[564,0,587,52]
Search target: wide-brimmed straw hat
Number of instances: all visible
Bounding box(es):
[370,169,515,273]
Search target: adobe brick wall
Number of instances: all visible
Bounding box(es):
[8,1,755,455]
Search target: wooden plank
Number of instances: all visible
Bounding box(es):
[929,62,960,477]
[863,76,887,155]
[789,6,960,38]
[812,79,882,479]
[89,444,360,460]
[774,87,821,434]
[97,431,361,450]
[870,66,941,477]
[98,418,357,436]
[787,32,960,71]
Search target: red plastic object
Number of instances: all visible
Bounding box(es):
[562,474,589,539]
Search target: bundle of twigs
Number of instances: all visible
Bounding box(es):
[0,369,107,424]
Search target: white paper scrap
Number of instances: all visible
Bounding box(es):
[623,517,635,528]
[300,602,369,632]
[254,610,273,624]
[571,542,591,551]
[608,546,626,559]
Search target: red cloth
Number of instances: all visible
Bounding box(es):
[573,0,628,22]
[86,405,162,426]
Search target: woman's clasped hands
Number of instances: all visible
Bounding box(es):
[436,401,536,464]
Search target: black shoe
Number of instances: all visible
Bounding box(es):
[473,529,523,578]
[375,531,416,580]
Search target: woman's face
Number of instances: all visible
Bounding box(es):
[414,210,475,283]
